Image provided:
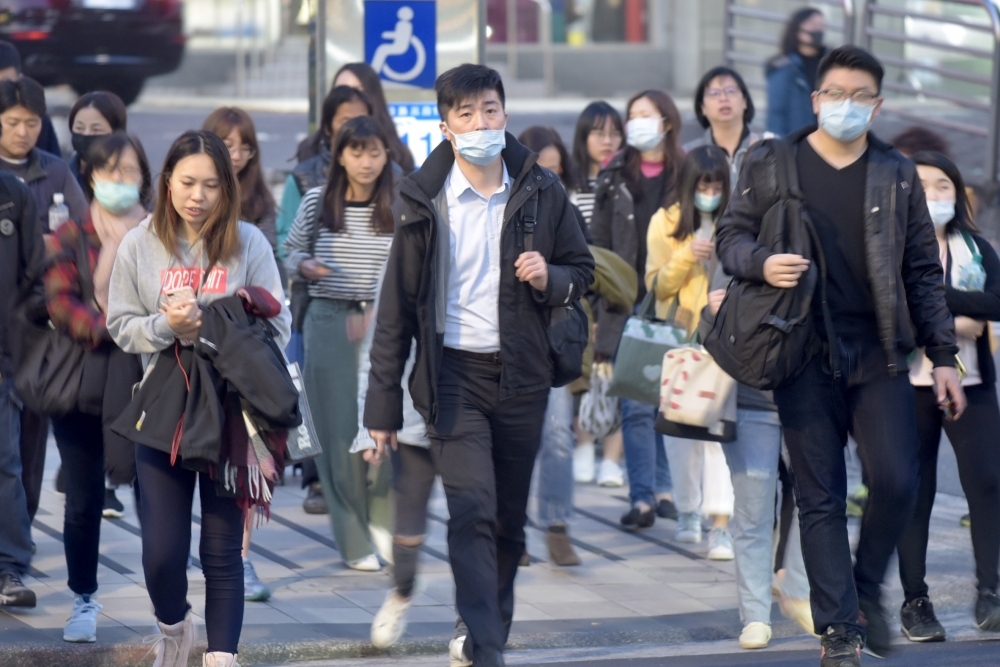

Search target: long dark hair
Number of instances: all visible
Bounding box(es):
[912,151,977,235]
[572,101,623,193]
[153,130,241,266]
[318,116,394,235]
[81,130,153,208]
[295,86,373,162]
[335,62,416,173]
[669,146,731,241]
[780,7,822,57]
[517,126,576,191]
[202,106,277,226]
[623,90,682,205]
[70,91,127,132]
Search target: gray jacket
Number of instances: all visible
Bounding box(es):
[0,148,88,232]
[683,128,765,192]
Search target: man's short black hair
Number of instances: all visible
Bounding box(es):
[435,64,505,120]
[693,66,755,129]
[0,41,21,73]
[817,46,884,93]
[0,76,45,118]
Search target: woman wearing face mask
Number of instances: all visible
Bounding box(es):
[107,130,289,667]
[895,151,1000,642]
[645,146,734,557]
[284,116,396,572]
[68,91,128,189]
[591,89,682,528]
[765,8,827,137]
[41,131,151,645]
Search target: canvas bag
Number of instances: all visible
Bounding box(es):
[578,361,621,439]
[284,362,322,461]
[655,345,737,443]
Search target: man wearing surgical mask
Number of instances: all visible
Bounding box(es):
[717,46,963,667]
[364,64,593,667]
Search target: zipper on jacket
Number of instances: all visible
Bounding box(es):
[885,170,899,375]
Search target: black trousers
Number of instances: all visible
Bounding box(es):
[135,444,244,653]
[52,411,104,597]
[775,340,920,638]
[898,382,1000,600]
[429,349,548,667]
[19,408,48,522]
[390,443,436,538]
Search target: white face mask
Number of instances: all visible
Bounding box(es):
[447,125,506,167]
[927,199,956,230]
[818,99,875,142]
[625,117,665,152]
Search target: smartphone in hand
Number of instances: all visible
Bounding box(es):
[164,286,196,307]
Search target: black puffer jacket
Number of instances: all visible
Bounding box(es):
[716,127,958,372]
[364,135,595,430]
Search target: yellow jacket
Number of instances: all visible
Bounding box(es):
[645,203,709,334]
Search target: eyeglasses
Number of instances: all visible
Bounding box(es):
[705,87,741,100]
[589,129,622,141]
[226,144,256,159]
[94,165,142,180]
[817,88,879,105]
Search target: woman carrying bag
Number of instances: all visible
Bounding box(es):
[283,116,396,572]
[644,145,734,556]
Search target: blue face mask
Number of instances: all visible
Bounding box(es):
[93,180,140,214]
[818,99,875,142]
[448,125,506,167]
[694,191,722,213]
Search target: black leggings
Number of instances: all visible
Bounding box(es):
[898,383,1000,600]
[135,444,245,653]
[52,411,104,597]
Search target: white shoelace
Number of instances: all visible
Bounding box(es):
[141,632,179,662]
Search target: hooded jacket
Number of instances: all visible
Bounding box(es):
[363,134,594,431]
[715,127,958,373]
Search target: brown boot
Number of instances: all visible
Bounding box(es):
[546,525,581,566]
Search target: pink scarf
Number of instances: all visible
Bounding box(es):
[91,200,148,313]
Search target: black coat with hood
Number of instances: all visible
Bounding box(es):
[363,134,595,431]
[715,126,958,373]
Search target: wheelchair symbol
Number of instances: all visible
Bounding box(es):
[370,6,427,83]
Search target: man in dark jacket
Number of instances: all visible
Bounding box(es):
[716,47,963,667]
[0,41,61,157]
[0,170,43,608]
[365,64,593,667]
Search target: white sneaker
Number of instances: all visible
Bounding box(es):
[596,458,624,487]
[63,595,101,642]
[739,621,771,649]
[449,634,473,667]
[146,612,197,667]
[573,442,596,483]
[371,590,412,648]
[707,526,735,561]
[675,512,702,543]
[346,554,381,572]
[203,652,241,667]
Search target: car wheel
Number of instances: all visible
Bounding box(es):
[69,76,146,106]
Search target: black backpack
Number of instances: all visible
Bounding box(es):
[704,139,837,390]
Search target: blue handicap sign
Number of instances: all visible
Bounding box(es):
[364,0,436,89]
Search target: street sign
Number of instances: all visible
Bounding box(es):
[388,102,443,167]
[364,0,437,90]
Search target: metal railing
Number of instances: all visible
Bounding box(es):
[861,0,1000,181]
[724,0,855,91]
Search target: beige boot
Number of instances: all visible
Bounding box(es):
[203,652,241,667]
[146,613,197,667]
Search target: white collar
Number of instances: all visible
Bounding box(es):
[447,158,510,200]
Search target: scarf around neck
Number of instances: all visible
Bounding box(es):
[91,200,148,312]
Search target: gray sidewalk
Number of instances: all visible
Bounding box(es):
[0,437,986,667]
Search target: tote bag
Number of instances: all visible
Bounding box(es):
[655,345,737,443]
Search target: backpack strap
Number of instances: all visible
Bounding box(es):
[771,138,801,203]
[520,188,540,253]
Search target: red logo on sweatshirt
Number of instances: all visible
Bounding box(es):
[160,267,228,295]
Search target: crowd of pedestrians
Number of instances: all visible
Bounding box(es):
[0,9,998,667]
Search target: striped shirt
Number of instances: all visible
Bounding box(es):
[571,178,598,228]
[283,187,392,302]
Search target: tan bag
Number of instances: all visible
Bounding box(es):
[657,345,736,441]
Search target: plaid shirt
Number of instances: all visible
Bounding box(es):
[44,218,108,349]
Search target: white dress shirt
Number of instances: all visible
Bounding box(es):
[442,159,511,353]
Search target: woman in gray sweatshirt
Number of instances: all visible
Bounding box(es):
[106,130,289,667]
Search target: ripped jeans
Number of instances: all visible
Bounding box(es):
[537,385,575,527]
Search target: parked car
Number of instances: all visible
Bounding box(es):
[0,0,185,105]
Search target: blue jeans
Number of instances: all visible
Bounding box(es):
[621,397,671,507]
[0,378,32,575]
[537,385,574,526]
[722,409,809,624]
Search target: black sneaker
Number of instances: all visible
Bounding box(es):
[302,482,328,514]
[820,625,863,667]
[54,466,65,495]
[656,497,678,520]
[900,597,945,642]
[976,589,1000,631]
[102,488,125,518]
[620,506,655,529]
[859,596,892,657]
[0,571,36,608]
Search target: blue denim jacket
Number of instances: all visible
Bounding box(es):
[765,53,818,137]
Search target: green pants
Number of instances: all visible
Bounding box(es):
[303,298,392,564]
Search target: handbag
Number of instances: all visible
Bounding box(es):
[283,362,322,461]
[607,280,688,406]
[654,345,737,442]
[289,189,326,333]
[15,220,99,416]
[578,361,621,439]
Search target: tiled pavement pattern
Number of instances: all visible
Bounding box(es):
[0,438,987,666]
